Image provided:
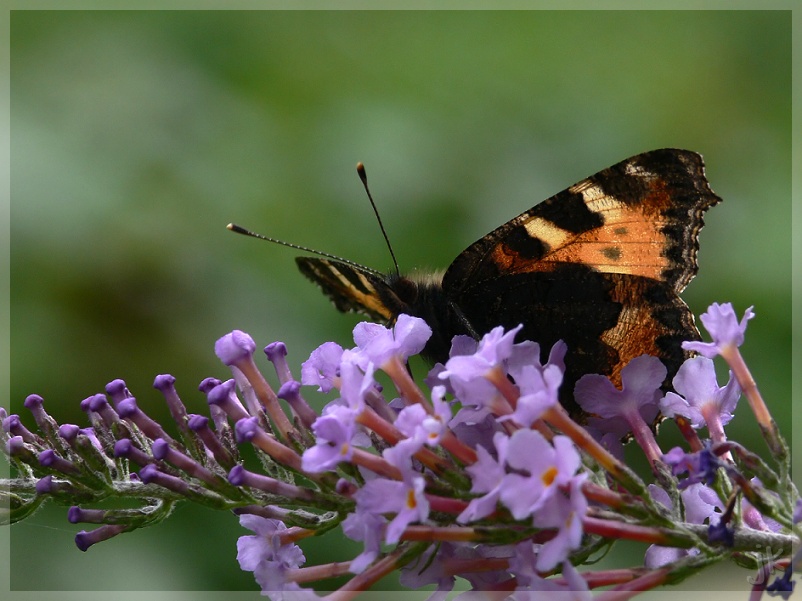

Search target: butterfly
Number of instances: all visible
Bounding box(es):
[236,148,721,418]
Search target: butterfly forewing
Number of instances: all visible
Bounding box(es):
[441,148,720,296]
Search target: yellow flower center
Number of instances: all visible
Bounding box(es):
[406,488,417,509]
[542,465,558,487]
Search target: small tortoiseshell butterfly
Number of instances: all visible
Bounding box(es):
[232,148,720,417]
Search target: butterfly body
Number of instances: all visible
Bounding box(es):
[296,149,721,416]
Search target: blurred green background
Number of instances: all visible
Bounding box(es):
[8,10,791,596]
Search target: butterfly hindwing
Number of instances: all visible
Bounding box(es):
[296,257,402,322]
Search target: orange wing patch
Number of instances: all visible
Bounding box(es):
[510,200,672,280]
[534,217,671,280]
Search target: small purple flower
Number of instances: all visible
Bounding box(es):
[58,424,81,442]
[301,341,344,393]
[138,464,190,496]
[499,430,580,520]
[660,356,741,429]
[151,438,219,486]
[682,302,754,358]
[153,374,192,434]
[206,379,249,422]
[458,431,509,523]
[397,541,457,598]
[117,397,173,442]
[338,350,377,410]
[187,414,235,468]
[393,403,429,441]
[3,414,38,443]
[439,372,497,411]
[575,355,665,423]
[575,355,665,461]
[506,339,567,384]
[105,379,132,407]
[440,325,522,382]
[502,363,562,427]
[264,341,293,385]
[437,325,524,410]
[530,474,588,571]
[352,314,432,367]
[113,438,153,467]
[302,406,358,472]
[355,474,430,545]
[512,553,590,597]
[382,434,424,475]
[35,475,54,494]
[277,380,317,429]
[342,509,387,573]
[394,387,451,448]
[683,482,723,525]
[662,446,697,475]
[644,482,723,567]
[237,516,304,570]
[6,435,29,458]
[662,445,719,488]
[237,514,306,594]
[38,449,80,475]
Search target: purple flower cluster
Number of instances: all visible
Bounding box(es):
[2,302,798,597]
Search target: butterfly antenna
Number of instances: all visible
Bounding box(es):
[226,223,385,277]
[357,162,400,278]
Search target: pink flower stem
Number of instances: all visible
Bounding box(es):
[624,409,664,469]
[382,356,432,411]
[544,405,642,493]
[720,345,783,457]
[325,546,408,600]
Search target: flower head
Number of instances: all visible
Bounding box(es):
[6,306,793,597]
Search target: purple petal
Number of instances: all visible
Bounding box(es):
[215,330,256,365]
